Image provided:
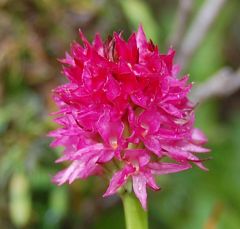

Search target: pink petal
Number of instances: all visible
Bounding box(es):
[143,136,163,156]
[160,48,175,73]
[104,75,121,101]
[114,32,138,64]
[73,108,101,131]
[159,103,183,118]
[136,24,148,61]
[124,149,150,167]
[181,143,210,153]
[96,108,124,146]
[73,143,105,158]
[139,109,162,134]
[97,149,115,163]
[149,162,191,175]
[162,145,208,170]
[92,33,104,56]
[191,128,208,144]
[82,65,106,92]
[58,52,75,66]
[145,173,160,191]
[132,174,147,210]
[103,165,135,197]
[52,161,79,185]
[79,29,91,48]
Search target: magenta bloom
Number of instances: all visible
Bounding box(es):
[49,26,209,209]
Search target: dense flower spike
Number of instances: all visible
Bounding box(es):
[49,26,209,209]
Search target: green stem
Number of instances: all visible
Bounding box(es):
[121,192,148,229]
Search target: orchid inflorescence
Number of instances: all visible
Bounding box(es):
[49,26,209,209]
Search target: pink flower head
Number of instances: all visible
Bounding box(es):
[49,25,210,210]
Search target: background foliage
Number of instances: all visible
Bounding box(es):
[0,0,240,228]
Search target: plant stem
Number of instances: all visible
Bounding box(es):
[121,192,148,229]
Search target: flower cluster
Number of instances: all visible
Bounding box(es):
[49,26,209,209]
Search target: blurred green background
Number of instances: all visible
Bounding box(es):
[0,0,240,228]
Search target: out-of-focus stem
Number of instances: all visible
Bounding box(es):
[169,0,193,49]
[176,0,227,71]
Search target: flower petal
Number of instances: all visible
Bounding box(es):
[191,128,208,144]
[96,108,124,147]
[132,174,147,210]
[103,165,135,197]
[149,162,191,175]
